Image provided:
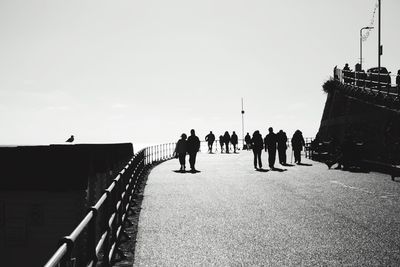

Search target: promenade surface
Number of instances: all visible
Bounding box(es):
[133,150,400,266]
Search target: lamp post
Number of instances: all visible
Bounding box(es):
[241,98,245,149]
[360,26,374,70]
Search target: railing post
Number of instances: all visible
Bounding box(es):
[88,207,98,266]
[103,189,112,267]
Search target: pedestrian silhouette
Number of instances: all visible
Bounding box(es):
[223,131,231,153]
[231,131,239,153]
[219,135,224,153]
[396,70,400,91]
[291,130,305,164]
[205,131,216,153]
[264,127,277,169]
[251,130,263,170]
[244,132,251,150]
[276,130,288,165]
[186,129,200,172]
[66,135,74,143]
[343,63,351,84]
[174,133,187,172]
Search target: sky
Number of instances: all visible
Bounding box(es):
[0,0,399,146]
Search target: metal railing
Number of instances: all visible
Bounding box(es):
[335,68,400,97]
[44,143,175,267]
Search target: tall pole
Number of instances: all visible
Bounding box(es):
[360,26,374,70]
[378,0,381,91]
[241,98,245,149]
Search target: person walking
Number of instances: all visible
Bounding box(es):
[174,133,187,172]
[231,131,239,153]
[251,130,263,170]
[291,130,305,164]
[223,131,231,153]
[276,130,288,165]
[244,132,251,150]
[186,129,200,172]
[264,127,277,169]
[205,131,216,153]
[219,135,224,153]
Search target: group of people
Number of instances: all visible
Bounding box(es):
[205,131,239,153]
[174,128,306,172]
[249,128,305,170]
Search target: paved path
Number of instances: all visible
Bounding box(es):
[133,151,400,266]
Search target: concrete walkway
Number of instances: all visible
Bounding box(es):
[133,151,400,266]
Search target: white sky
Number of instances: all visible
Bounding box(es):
[0,0,399,146]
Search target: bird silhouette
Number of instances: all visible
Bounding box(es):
[66,135,74,143]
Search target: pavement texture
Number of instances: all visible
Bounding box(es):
[133,150,400,266]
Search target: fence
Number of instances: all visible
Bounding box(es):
[44,143,175,267]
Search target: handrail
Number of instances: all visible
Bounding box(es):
[44,143,176,267]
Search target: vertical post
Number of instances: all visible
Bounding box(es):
[241,97,245,149]
[360,28,362,69]
[378,0,381,92]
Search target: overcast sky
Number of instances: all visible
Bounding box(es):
[0,0,399,146]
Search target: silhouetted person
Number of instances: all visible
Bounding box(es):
[223,131,231,153]
[291,130,305,164]
[205,131,215,153]
[66,135,74,143]
[343,63,351,84]
[244,132,251,150]
[397,70,400,95]
[276,130,288,165]
[264,127,277,169]
[219,135,224,153]
[186,129,200,172]
[174,133,187,172]
[251,130,263,170]
[231,131,238,153]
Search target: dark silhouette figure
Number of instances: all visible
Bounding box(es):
[396,70,400,95]
[276,130,288,165]
[66,135,74,143]
[251,130,263,170]
[223,131,231,153]
[205,131,215,153]
[244,132,251,150]
[219,135,224,153]
[186,129,200,172]
[174,133,187,172]
[231,131,238,153]
[264,127,277,169]
[343,63,352,84]
[291,130,305,164]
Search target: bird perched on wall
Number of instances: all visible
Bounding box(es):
[66,135,74,143]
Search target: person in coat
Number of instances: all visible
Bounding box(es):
[291,130,305,164]
[276,130,288,165]
[219,135,224,153]
[205,131,216,153]
[244,132,251,150]
[223,131,231,153]
[251,130,263,170]
[174,133,187,172]
[264,127,277,169]
[231,131,239,153]
[186,129,201,172]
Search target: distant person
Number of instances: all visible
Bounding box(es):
[244,132,251,150]
[223,131,231,153]
[276,130,288,165]
[343,63,351,84]
[219,135,224,153]
[205,131,215,153]
[186,129,200,172]
[264,127,277,169]
[396,70,400,93]
[231,131,239,153]
[174,133,187,172]
[66,135,74,143]
[291,130,305,164]
[251,130,263,170]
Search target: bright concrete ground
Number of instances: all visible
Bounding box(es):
[133,150,400,266]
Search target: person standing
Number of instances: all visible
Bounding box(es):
[396,69,400,95]
[276,130,288,165]
[219,135,224,153]
[231,131,239,153]
[251,130,263,170]
[186,129,200,172]
[174,133,187,172]
[264,127,277,169]
[205,131,215,153]
[223,131,231,153]
[244,132,251,150]
[291,130,305,164]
